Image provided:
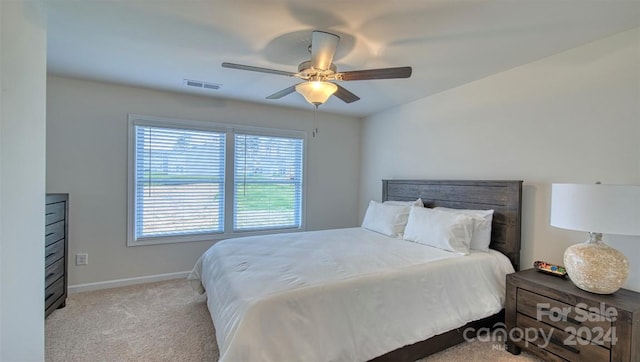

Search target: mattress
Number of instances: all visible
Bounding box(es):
[188,227,515,362]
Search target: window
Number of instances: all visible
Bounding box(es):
[234,133,303,231]
[128,115,306,246]
[132,125,225,240]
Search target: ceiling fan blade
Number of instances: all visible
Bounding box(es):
[222,62,296,77]
[333,84,360,104]
[266,85,297,99]
[338,66,412,81]
[311,31,340,71]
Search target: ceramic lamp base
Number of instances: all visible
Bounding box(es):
[563,233,629,294]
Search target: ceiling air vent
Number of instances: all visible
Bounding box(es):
[184,79,221,90]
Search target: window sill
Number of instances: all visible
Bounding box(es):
[127,227,305,247]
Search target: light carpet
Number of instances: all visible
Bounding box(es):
[46,279,541,362]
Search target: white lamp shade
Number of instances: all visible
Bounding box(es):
[295,81,337,105]
[551,183,640,236]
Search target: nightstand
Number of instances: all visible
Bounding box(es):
[506,269,640,361]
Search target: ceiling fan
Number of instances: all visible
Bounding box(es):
[222,30,412,107]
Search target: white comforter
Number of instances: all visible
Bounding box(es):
[188,227,514,362]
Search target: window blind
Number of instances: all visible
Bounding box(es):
[234,133,303,231]
[134,125,225,239]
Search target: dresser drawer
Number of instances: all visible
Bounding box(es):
[45,220,65,246]
[45,277,65,311]
[45,201,65,225]
[45,239,65,266]
[45,258,65,288]
[516,313,610,361]
[517,288,613,347]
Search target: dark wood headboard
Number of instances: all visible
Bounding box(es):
[382,180,523,271]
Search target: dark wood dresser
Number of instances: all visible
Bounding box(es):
[45,193,68,317]
[506,268,640,361]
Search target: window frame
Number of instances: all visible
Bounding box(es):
[127,114,307,246]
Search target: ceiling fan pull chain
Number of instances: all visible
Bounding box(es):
[312,107,319,138]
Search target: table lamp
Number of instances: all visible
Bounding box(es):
[550,183,640,294]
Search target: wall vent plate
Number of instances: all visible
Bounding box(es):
[184,79,221,90]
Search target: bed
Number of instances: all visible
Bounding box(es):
[189,179,523,361]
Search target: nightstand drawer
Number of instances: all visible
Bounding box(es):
[518,288,612,347]
[516,313,610,361]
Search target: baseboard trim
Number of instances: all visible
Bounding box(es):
[68,271,191,293]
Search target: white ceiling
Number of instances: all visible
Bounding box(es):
[47,0,640,117]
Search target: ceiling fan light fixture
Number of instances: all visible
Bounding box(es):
[295,81,337,106]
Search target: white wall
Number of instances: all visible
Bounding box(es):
[46,76,361,286]
[1,1,47,360]
[360,28,640,291]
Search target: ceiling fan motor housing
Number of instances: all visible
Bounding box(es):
[297,61,338,81]
[297,60,337,73]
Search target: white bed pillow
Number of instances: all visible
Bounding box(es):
[403,207,474,255]
[435,207,494,252]
[383,198,423,207]
[361,201,411,238]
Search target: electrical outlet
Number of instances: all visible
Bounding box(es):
[76,253,88,265]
